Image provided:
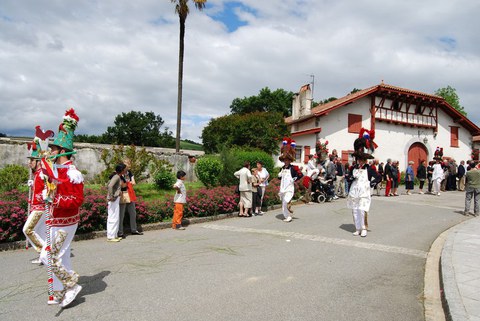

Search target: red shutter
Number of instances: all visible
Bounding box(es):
[348,114,362,133]
[304,146,311,163]
[341,150,352,163]
[450,127,459,147]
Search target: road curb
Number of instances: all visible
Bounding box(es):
[440,221,470,321]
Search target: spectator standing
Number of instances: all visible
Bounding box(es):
[256,161,269,214]
[447,159,458,191]
[426,161,434,193]
[107,164,125,242]
[118,159,143,237]
[251,168,262,215]
[417,160,427,194]
[391,161,400,196]
[234,161,252,217]
[172,170,187,229]
[464,162,480,216]
[457,160,467,191]
[384,159,393,196]
[335,158,346,197]
[405,161,415,195]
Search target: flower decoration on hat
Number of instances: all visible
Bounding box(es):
[351,128,377,160]
[27,126,55,159]
[279,137,296,162]
[50,108,80,151]
[315,139,329,162]
[434,146,443,161]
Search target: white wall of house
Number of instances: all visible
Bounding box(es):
[281,97,475,172]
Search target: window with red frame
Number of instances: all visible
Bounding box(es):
[348,114,362,133]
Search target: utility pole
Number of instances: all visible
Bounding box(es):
[309,74,315,101]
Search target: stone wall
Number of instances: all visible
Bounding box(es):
[0,138,203,182]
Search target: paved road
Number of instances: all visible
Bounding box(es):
[0,190,469,321]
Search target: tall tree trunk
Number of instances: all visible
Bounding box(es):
[176,16,186,153]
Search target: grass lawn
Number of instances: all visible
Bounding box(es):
[87,181,206,202]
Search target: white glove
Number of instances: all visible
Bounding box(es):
[27,180,34,187]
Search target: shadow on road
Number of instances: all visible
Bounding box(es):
[55,270,111,314]
[339,223,356,233]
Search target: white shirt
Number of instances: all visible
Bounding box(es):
[257,168,269,187]
[432,163,444,181]
[173,179,186,203]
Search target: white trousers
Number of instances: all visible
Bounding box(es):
[40,224,78,294]
[352,208,366,231]
[279,191,293,218]
[433,178,442,194]
[107,198,120,239]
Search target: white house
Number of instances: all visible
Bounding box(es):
[283,82,480,173]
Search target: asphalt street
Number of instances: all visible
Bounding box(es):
[0,190,469,321]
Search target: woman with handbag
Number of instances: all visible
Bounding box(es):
[107,164,126,242]
[118,159,143,237]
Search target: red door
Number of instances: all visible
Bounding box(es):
[408,143,428,176]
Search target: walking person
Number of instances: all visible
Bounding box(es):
[172,170,187,229]
[23,126,52,264]
[417,160,427,194]
[405,161,415,195]
[464,162,480,216]
[347,128,377,237]
[40,108,84,308]
[234,161,253,217]
[278,138,299,222]
[106,164,126,242]
[118,159,143,237]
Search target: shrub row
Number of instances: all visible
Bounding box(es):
[0,178,301,243]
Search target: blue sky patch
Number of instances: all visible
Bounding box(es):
[208,1,256,32]
[439,36,456,51]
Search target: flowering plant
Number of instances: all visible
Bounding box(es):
[315,139,329,161]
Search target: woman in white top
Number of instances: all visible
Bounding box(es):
[256,161,270,214]
[432,158,445,196]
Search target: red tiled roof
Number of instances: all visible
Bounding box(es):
[286,83,480,135]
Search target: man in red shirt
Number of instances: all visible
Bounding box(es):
[40,109,84,308]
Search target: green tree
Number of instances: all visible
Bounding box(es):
[171,0,207,153]
[103,111,175,147]
[230,87,294,117]
[318,97,337,105]
[201,112,288,154]
[435,85,467,116]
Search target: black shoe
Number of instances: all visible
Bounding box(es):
[118,234,127,239]
[131,231,143,235]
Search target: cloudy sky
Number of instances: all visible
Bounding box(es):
[1,0,479,143]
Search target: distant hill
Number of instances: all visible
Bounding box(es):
[180,140,203,151]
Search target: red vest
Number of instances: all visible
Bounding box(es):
[30,169,46,212]
[51,161,85,227]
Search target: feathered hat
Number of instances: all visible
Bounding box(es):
[279,137,296,162]
[433,147,443,161]
[351,128,377,160]
[50,108,79,151]
[27,126,55,159]
[315,139,329,162]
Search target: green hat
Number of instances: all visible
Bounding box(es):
[27,126,55,159]
[50,108,79,151]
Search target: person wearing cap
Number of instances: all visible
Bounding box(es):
[23,126,53,264]
[405,161,415,195]
[39,108,84,308]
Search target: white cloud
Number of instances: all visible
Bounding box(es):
[0,0,478,144]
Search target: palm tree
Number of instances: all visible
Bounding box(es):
[171,0,207,153]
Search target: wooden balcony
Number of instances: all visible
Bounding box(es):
[375,107,437,129]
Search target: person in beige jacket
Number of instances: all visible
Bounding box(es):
[234,161,253,217]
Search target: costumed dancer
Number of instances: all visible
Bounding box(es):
[432,147,444,196]
[278,138,300,222]
[347,128,377,237]
[23,126,54,264]
[39,108,84,308]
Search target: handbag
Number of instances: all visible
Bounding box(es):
[120,191,131,204]
[235,185,240,194]
[127,182,137,202]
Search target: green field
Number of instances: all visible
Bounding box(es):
[180,141,203,151]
